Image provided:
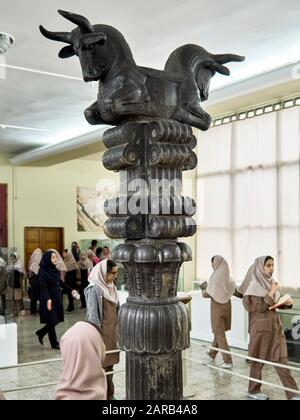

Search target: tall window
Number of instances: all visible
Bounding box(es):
[196,107,300,288]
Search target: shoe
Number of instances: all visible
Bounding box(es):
[51,344,60,350]
[66,307,75,313]
[218,362,233,370]
[35,331,44,346]
[205,351,215,364]
[247,393,269,400]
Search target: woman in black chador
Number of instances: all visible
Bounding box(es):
[36,251,64,349]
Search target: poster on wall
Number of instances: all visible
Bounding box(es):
[77,186,115,232]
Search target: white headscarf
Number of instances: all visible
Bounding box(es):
[243,256,279,299]
[78,251,93,271]
[28,248,43,276]
[88,260,119,305]
[206,256,236,304]
[63,251,79,272]
[238,263,255,296]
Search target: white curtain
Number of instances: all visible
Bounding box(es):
[196,107,300,288]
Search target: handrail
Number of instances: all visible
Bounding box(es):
[0,349,122,371]
[2,369,125,394]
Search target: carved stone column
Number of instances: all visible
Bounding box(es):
[103,118,197,400]
[39,6,244,402]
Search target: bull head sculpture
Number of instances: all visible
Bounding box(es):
[40,10,108,81]
[40,10,245,130]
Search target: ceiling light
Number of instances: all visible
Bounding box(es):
[0,33,14,55]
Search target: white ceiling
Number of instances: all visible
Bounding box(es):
[1,0,300,154]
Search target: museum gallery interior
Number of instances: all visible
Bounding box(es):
[0,0,300,401]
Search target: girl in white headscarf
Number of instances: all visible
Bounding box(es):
[55,321,107,400]
[84,259,119,400]
[203,256,238,369]
[243,256,299,401]
[7,252,26,316]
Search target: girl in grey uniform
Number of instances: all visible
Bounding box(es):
[85,259,119,400]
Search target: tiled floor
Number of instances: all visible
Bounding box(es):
[1,303,300,400]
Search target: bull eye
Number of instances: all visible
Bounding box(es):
[82,44,93,51]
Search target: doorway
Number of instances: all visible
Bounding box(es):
[24,227,64,268]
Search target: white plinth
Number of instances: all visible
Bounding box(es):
[0,323,18,367]
[190,291,249,350]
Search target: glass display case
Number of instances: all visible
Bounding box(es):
[0,247,24,323]
[278,296,300,364]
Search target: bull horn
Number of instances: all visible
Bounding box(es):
[58,9,94,33]
[214,54,245,65]
[39,25,72,44]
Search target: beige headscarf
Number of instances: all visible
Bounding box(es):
[63,251,79,272]
[47,249,67,273]
[243,256,279,298]
[54,321,107,400]
[28,248,43,276]
[8,252,25,274]
[78,251,93,271]
[88,260,119,305]
[86,249,95,259]
[206,256,236,304]
[238,263,255,296]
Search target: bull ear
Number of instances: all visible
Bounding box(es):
[203,59,230,76]
[214,64,230,76]
[59,45,76,59]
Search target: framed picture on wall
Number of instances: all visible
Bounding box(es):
[77,186,116,232]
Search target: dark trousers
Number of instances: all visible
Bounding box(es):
[0,294,5,316]
[65,270,77,311]
[36,324,59,348]
[104,366,115,399]
[80,289,86,309]
[79,276,88,309]
[29,276,39,315]
[249,358,299,400]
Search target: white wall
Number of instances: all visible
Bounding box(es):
[0,152,118,260]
